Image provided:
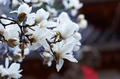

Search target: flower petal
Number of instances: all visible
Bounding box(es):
[62,54,78,63]
[8,63,20,71]
[5,58,9,69]
[56,58,64,72]
[60,42,74,54]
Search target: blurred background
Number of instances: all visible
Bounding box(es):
[0,0,120,79]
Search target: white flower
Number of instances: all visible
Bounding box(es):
[1,58,22,79]
[4,24,20,40]
[26,13,36,25]
[12,0,19,6]
[10,3,32,15]
[32,28,50,42]
[26,8,49,25]
[77,14,88,29]
[35,8,49,23]
[62,0,83,16]
[2,24,21,47]
[53,22,77,39]
[55,12,71,23]
[46,5,58,16]
[63,0,83,10]
[52,41,78,72]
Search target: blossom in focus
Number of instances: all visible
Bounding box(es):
[3,24,21,47]
[26,8,49,25]
[10,3,32,15]
[10,3,32,22]
[52,41,78,72]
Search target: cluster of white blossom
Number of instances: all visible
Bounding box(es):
[0,58,22,79]
[0,0,87,79]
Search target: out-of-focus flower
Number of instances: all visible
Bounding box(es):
[41,52,53,66]
[46,5,58,16]
[55,12,71,23]
[3,0,7,5]
[12,0,19,7]
[62,0,83,16]
[77,14,87,29]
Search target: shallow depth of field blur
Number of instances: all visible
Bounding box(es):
[0,0,120,79]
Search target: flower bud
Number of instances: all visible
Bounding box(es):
[17,13,26,22]
[77,14,87,29]
[7,38,20,48]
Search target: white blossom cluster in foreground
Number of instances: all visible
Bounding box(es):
[0,0,87,79]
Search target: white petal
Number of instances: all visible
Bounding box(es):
[1,69,9,77]
[73,32,82,41]
[73,45,80,51]
[26,13,35,25]
[8,63,20,71]
[10,10,18,14]
[35,8,49,23]
[24,48,30,55]
[60,42,74,54]
[47,61,52,67]
[55,12,71,23]
[62,54,78,63]
[71,9,77,16]
[5,58,9,69]
[56,59,64,72]
[29,40,41,50]
[60,22,76,39]
[40,20,57,28]
[18,3,32,14]
[1,14,12,25]
[8,72,22,78]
